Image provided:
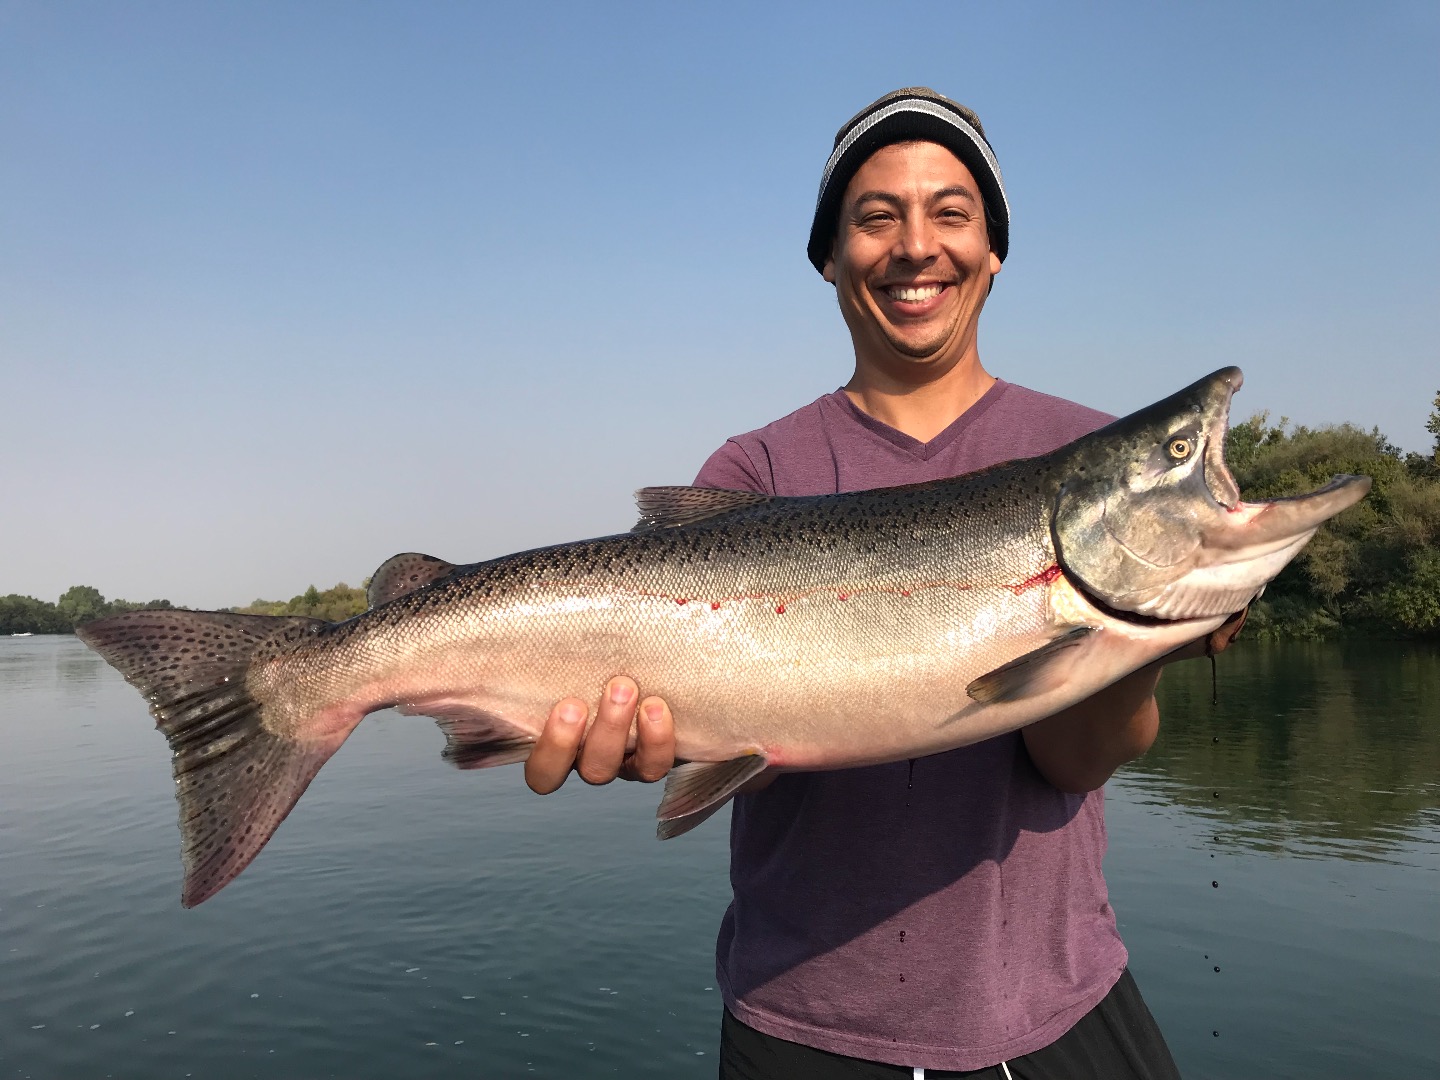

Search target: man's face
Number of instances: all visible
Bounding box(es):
[823,141,1002,379]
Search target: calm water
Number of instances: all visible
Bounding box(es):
[1,636,1436,1079]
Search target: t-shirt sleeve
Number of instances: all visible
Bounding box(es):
[694,439,770,494]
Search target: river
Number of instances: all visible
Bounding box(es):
[1,636,1436,1078]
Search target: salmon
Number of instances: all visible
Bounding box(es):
[78,367,1369,906]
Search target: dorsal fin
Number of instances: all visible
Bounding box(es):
[632,486,771,531]
[367,553,458,608]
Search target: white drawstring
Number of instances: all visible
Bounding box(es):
[913,1059,1012,1078]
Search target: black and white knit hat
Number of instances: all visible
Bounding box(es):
[807,88,1009,274]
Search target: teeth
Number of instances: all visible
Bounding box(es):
[888,284,942,302]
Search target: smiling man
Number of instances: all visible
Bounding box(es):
[527,88,1235,1078]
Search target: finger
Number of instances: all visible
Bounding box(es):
[1209,606,1251,655]
[621,697,676,783]
[575,677,637,785]
[524,698,588,794]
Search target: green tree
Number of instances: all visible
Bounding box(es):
[235,582,367,623]
[1229,411,1440,639]
[56,585,109,627]
[1427,390,1440,463]
[0,595,70,634]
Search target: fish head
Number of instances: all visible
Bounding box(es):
[1052,366,1371,620]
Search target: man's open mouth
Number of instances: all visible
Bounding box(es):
[884,283,946,303]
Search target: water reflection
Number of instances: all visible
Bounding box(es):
[1129,641,1440,862]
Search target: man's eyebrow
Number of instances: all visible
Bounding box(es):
[848,185,980,210]
[931,185,979,205]
[848,190,903,210]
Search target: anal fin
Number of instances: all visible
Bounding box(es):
[396,700,536,769]
[656,753,768,839]
[966,626,1100,704]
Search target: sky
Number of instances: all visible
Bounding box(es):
[2,1,1437,609]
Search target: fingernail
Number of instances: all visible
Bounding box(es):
[558,702,585,725]
[609,680,634,706]
[643,702,665,725]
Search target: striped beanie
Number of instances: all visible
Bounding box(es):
[807,88,1009,274]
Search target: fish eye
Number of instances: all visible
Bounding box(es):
[1167,437,1194,461]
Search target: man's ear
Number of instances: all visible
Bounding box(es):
[822,256,836,283]
[988,250,1002,277]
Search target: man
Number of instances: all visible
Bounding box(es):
[525,88,1242,1078]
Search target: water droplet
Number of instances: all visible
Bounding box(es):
[1211,881,1219,888]
[1214,966,1221,972]
[1212,1030,1220,1037]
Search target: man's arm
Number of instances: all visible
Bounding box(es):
[1021,609,1249,793]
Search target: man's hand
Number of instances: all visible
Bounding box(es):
[1022,606,1250,793]
[1164,606,1250,664]
[524,677,677,794]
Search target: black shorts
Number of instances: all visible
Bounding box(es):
[718,968,1181,1080]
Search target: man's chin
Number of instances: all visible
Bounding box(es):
[883,332,953,361]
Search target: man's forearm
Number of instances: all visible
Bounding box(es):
[1020,665,1163,793]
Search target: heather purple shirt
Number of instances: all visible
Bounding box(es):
[694,379,1125,1071]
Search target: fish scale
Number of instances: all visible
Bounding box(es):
[77,367,1370,906]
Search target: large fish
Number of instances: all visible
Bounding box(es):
[79,368,1368,906]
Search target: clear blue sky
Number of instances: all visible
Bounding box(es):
[3,1,1436,608]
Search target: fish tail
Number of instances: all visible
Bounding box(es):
[78,609,356,907]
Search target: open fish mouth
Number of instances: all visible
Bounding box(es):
[1202,368,1243,510]
[1054,366,1371,622]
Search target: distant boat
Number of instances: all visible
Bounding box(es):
[10,632,34,637]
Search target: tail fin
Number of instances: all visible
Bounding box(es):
[77,609,350,907]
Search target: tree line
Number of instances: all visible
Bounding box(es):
[0,586,174,635]
[1227,392,1440,639]
[5,394,1438,639]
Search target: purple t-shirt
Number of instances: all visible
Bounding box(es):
[694,379,1125,1071]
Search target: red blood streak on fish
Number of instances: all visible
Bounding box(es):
[711,601,721,610]
[1008,564,1062,595]
[901,590,911,597]
[775,604,786,614]
[675,598,687,605]
[837,592,848,601]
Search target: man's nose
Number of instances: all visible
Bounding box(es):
[894,214,939,262]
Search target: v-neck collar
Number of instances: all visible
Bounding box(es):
[828,379,1011,462]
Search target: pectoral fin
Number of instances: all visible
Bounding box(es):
[655,753,768,839]
[966,626,1100,704]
